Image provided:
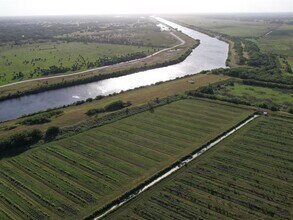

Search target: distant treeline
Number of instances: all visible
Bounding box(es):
[0,16,154,44]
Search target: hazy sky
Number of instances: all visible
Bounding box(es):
[0,0,292,16]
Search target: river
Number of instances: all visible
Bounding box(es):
[0,18,228,122]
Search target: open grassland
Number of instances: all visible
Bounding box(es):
[221,83,293,109]
[56,27,178,48]
[0,42,157,85]
[107,115,293,220]
[257,25,293,67]
[0,31,196,98]
[0,99,253,219]
[0,74,230,139]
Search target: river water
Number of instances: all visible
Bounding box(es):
[0,18,228,122]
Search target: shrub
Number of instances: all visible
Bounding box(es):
[104,100,125,112]
[20,110,63,125]
[0,129,42,153]
[45,126,60,140]
[270,106,279,111]
[86,108,105,116]
[199,86,214,94]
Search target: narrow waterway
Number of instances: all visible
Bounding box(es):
[0,18,229,122]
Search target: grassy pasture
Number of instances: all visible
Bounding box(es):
[0,99,252,219]
[222,83,293,109]
[56,28,179,48]
[257,25,293,67]
[0,42,157,85]
[107,115,293,220]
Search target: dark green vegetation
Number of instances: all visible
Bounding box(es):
[44,126,60,141]
[86,100,131,116]
[106,115,293,220]
[20,110,63,125]
[0,99,252,219]
[0,129,42,154]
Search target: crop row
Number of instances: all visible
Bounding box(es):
[0,99,252,219]
[106,115,293,220]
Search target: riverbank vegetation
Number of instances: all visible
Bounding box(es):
[0,99,253,219]
[106,115,293,220]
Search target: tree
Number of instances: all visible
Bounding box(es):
[45,126,60,141]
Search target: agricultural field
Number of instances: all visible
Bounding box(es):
[106,115,293,220]
[0,99,253,219]
[0,42,157,85]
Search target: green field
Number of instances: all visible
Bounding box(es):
[0,99,252,219]
[56,28,178,49]
[107,115,293,220]
[0,42,157,85]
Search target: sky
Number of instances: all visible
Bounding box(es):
[0,0,292,16]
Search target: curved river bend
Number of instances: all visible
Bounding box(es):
[0,18,228,122]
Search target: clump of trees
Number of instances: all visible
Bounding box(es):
[85,100,132,116]
[45,126,60,141]
[0,129,42,154]
[243,40,277,69]
[86,108,105,116]
[232,38,246,65]
[21,110,63,125]
[213,67,293,85]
